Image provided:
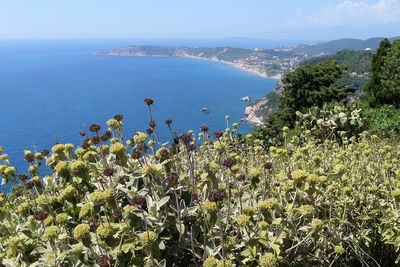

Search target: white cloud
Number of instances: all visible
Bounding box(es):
[308,0,400,26]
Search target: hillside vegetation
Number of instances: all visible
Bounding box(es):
[1,98,400,266]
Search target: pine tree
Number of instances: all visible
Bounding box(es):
[380,39,400,108]
[279,57,351,113]
[363,38,392,107]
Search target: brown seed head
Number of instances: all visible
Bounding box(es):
[34,210,48,221]
[264,162,273,170]
[200,125,209,132]
[165,119,173,125]
[79,132,86,137]
[25,180,37,189]
[98,255,114,267]
[222,158,235,168]
[91,136,100,145]
[114,114,123,121]
[18,174,29,182]
[146,128,154,135]
[208,190,224,202]
[212,130,223,139]
[112,209,123,221]
[41,149,50,156]
[179,133,192,144]
[88,218,101,231]
[103,168,115,177]
[149,120,157,128]
[131,151,142,160]
[192,192,199,202]
[158,148,169,158]
[144,98,154,106]
[165,174,178,187]
[130,195,146,207]
[89,124,101,132]
[187,144,197,152]
[24,153,35,163]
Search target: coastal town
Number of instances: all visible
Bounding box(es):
[94,43,329,79]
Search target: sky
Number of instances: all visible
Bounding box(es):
[0,0,399,41]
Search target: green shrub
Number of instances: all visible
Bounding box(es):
[362,105,400,134]
[1,101,400,266]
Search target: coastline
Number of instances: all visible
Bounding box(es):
[93,52,282,80]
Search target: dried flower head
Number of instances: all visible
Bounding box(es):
[222,158,235,168]
[88,218,101,231]
[89,124,101,132]
[97,255,114,267]
[208,190,224,202]
[179,133,192,144]
[149,120,157,128]
[165,119,173,125]
[91,136,100,145]
[192,192,199,202]
[18,174,29,182]
[165,174,178,187]
[79,132,86,137]
[187,144,197,152]
[112,209,123,221]
[131,151,142,160]
[264,162,273,170]
[25,180,37,189]
[130,195,146,207]
[212,130,223,139]
[200,125,209,132]
[103,168,115,177]
[157,148,169,158]
[101,130,112,142]
[114,114,123,121]
[34,210,48,221]
[146,128,154,134]
[41,149,50,156]
[24,153,35,163]
[144,98,154,105]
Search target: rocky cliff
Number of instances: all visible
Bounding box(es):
[242,79,284,126]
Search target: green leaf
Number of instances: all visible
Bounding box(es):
[176,223,185,235]
[57,249,71,260]
[272,218,282,225]
[157,196,170,208]
[122,238,136,253]
[271,243,281,255]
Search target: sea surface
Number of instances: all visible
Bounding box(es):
[0,40,277,171]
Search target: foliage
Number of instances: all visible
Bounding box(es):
[1,101,400,266]
[301,49,372,74]
[362,105,400,134]
[363,38,400,107]
[279,57,353,114]
[255,58,354,142]
[294,104,365,141]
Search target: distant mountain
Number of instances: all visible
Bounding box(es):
[285,37,399,55]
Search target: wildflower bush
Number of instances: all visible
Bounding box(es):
[1,100,400,266]
[294,104,364,141]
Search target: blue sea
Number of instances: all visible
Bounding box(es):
[0,40,277,171]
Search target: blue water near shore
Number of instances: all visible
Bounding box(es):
[0,40,277,170]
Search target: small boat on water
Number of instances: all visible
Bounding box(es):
[202,107,210,113]
[240,96,251,101]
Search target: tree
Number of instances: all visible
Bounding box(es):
[255,58,352,141]
[363,38,392,107]
[379,39,400,108]
[279,57,351,116]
